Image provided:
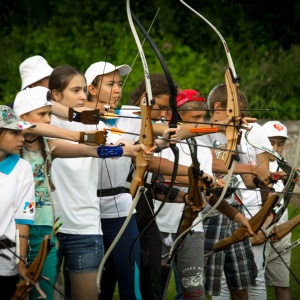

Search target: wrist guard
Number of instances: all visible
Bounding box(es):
[208,195,239,220]
[79,131,107,145]
[97,145,123,158]
[152,182,180,202]
[211,187,236,199]
[69,108,100,124]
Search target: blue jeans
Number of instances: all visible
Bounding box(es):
[56,233,104,273]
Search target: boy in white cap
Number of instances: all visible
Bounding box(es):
[262,121,294,300]
[0,106,35,299]
[19,55,53,90]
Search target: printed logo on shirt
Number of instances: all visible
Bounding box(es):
[23,202,35,214]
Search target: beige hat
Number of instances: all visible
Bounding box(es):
[14,87,52,116]
[262,121,289,139]
[85,62,131,85]
[20,55,53,90]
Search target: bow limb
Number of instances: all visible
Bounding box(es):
[96,1,154,293]
[268,237,300,262]
[128,8,180,236]
[12,235,52,300]
[169,4,241,255]
[251,213,300,245]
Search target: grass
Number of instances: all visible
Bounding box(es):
[113,203,300,299]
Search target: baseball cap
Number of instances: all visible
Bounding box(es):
[262,121,289,139]
[85,62,131,85]
[13,87,52,116]
[20,55,54,90]
[0,106,35,130]
[176,89,206,108]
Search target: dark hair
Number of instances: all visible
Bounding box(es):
[49,66,85,94]
[0,128,7,140]
[129,74,179,106]
[207,83,248,110]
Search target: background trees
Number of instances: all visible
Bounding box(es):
[0,0,299,119]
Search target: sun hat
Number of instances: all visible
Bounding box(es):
[262,121,289,139]
[0,105,35,130]
[13,87,52,116]
[20,55,54,90]
[85,62,131,85]
[176,89,206,108]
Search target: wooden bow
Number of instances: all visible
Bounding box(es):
[12,235,52,300]
[178,166,207,235]
[250,213,300,245]
[173,0,242,234]
[212,194,279,252]
[167,137,207,263]
[128,6,180,241]
[96,0,154,293]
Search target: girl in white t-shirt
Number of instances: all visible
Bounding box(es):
[0,106,35,300]
[48,65,154,300]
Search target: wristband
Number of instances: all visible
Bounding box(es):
[68,108,79,122]
[79,131,107,145]
[211,187,236,199]
[152,182,179,202]
[97,145,123,158]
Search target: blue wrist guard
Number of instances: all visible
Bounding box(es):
[97,145,123,158]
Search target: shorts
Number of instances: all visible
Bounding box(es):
[204,208,257,296]
[57,233,104,273]
[265,233,291,287]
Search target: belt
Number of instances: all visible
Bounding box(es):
[97,187,129,197]
[0,238,16,249]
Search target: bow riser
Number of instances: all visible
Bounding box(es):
[12,235,52,300]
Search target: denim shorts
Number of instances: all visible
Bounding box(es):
[56,233,104,273]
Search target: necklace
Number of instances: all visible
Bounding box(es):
[24,136,39,148]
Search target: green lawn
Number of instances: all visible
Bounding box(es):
[114,203,300,299]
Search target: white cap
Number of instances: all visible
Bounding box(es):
[262,121,289,139]
[13,87,52,116]
[20,55,54,90]
[85,62,131,85]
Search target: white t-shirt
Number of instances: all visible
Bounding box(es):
[0,155,35,276]
[238,123,273,209]
[51,116,102,234]
[154,137,213,233]
[97,106,141,218]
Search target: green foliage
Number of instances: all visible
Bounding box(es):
[0,0,299,120]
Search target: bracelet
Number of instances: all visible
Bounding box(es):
[19,235,29,240]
